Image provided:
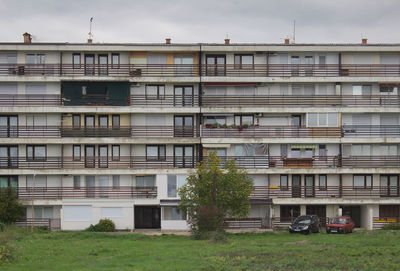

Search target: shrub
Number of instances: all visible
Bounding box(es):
[0,187,25,224]
[382,222,400,230]
[86,219,115,232]
[0,222,5,232]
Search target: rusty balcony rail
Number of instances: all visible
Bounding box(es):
[202,95,400,107]
[131,125,200,137]
[0,94,62,106]
[14,186,157,199]
[342,125,400,137]
[130,94,200,107]
[202,125,341,138]
[15,218,61,229]
[2,63,400,77]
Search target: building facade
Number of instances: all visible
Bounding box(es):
[1,35,400,230]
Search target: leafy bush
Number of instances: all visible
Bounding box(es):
[86,219,115,232]
[0,222,5,232]
[0,187,25,224]
[382,222,400,230]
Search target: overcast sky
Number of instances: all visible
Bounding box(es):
[1,0,400,44]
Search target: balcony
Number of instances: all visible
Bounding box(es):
[342,125,400,137]
[15,186,157,200]
[202,95,400,107]
[202,125,341,138]
[0,94,61,106]
[130,95,199,107]
[2,63,400,77]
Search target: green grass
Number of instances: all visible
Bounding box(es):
[1,227,400,271]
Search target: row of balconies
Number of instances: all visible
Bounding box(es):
[1,125,399,138]
[1,155,400,169]
[1,94,399,107]
[10,185,400,201]
[2,63,400,77]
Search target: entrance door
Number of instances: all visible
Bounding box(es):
[174,86,194,107]
[84,54,95,76]
[85,145,95,168]
[341,206,361,227]
[306,205,326,226]
[0,115,18,138]
[206,55,226,76]
[134,206,161,229]
[305,175,315,198]
[292,175,301,198]
[380,175,399,197]
[174,116,194,137]
[174,145,194,168]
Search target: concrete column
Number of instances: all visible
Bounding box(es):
[300,205,306,215]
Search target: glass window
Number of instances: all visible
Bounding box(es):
[112,115,120,128]
[26,145,46,160]
[354,175,372,189]
[234,115,254,126]
[205,116,226,125]
[168,175,177,197]
[307,113,338,127]
[73,145,81,160]
[234,55,253,69]
[146,145,166,161]
[280,175,288,190]
[73,115,81,128]
[319,175,327,190]
[112,175,120,189]
[111,53,120,68]
[136,175,155,187]
[112,145,120,161]
[73,176,81,189]
[163,207,186,220]
[73,53,81,69]
[291,149,301,158]
[146,85,165,100]
[98,115,108,127]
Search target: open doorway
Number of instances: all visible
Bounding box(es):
[134,206,161,229]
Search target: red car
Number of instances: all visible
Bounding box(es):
[326,216,355,234]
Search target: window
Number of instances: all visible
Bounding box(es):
[34,207,53,219]
[136,175,155,187]
[111,53,120,69]
[380,145,398,156]
[291,148,301,158]
[26,175,46,189]
[26,145,46,161]
[307,113,338,127]
[163,207,186,220]
[380,84,398,93]
[234,115,254,126]
[26,54,45,64]
[112,145,120,161]
[73,145,81,161]
[98,115,108,127]
[352,85,372,95]
[204,116,226,125]
[73,53,81,69]
[146,145,166,161]
[0,176,18,189]
[353,175,372,189]
[112,115,120,128]
[73,115,81,128]
[112,175,120,189]
[146,85,165,100]
[280,175,288,191]
[319,175,327,190]
[85,115,95,127]
[167,175,187,197]
[73,176,81,189]
[318,55,326,66]
[234,54,254,69]
[206,149,226,158]
[352,145,371,156]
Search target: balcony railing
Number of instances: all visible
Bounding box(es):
[202,125,341,138]
[2,63,400,77]
[373,217,400,229]
[130,95,199,107]
[342,125,400,137]
[0,94,61,106]
[202,95,400,107]
[1,156,400,169]
[15,218,61,230]
[15,186,157,199]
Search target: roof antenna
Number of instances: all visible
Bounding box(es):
[88,17,94,43]
[293,20,296,44]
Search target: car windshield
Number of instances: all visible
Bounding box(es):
[293,216,312,224]
[331,218,346,224]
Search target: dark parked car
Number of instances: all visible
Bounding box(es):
[289,215,321,234]
[326,216,355,234]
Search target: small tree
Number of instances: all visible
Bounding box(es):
[179,152,253,236]
[0,187,25,224]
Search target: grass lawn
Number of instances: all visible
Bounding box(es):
[1,228,400,271]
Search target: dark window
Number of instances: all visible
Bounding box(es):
[0,176,18,189]
[112,145,120,161]
[280,175,288,191]
[146,145,166,161]
[73,145,81,161]
[353,175,372,189]
[319,175,327,190]
[234,115,254,126]
[146,85,165,100]
[26,145,46,161]
[73,176,81,189]
[111,53,120,69]
[112,175,120,189]
[234,54,254,69]
[73,53,81,69]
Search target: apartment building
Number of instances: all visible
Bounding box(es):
[0,34,399,230]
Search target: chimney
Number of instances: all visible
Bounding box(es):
[165,38,171,44]
[87,38,93,44]
[362,38,368,45]
[225,38,230,45]
[284,38,290,45]
[23,32,32,44]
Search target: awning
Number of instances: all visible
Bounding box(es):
[291,144,317,149]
